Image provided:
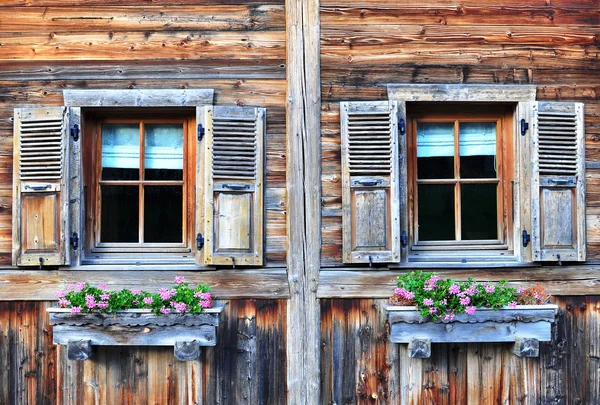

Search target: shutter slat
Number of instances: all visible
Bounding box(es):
[19,112,65,181]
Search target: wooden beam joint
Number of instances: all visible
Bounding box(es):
[512,337,540,357]
[408,338,431,358]
[174,341,201,361]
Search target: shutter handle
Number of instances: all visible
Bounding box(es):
[25,184,52,191]
[223,184,250,191]
[356,179,381,187]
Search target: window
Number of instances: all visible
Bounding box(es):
[408,105,513,254]
[340,85,586,265]
[84,113,196,255]
[12,89,266,267]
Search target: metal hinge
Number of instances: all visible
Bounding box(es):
[196,233,205,250]
[197,124,205,142]
[400,230,407,247]
[522,230,531,247]
[70,124,80,141]
[399,118,406,136]
[70,232,79,249]
[520,119,529,136]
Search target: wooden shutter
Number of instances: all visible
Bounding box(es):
[12,107,70,266]
[200,106,265,266]
[341,101,401,264]
[531,102,585,262]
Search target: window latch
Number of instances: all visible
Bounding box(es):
[520,119,529,136]
[70,124,80,142]
[400,230,407,247]
[196,233,205,250]
[399,118,406,136]
[197,124,205,142]
[522,230,531,247]
[70,232,79,249]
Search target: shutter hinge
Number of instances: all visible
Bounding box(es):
[196,233,205,250]
[70,124,80,141]
[399,118,406,136]
[197,124,205,142]
[400,230,407,247]
[520,119,529,136]
[522,230,531,247]
[70,232,79,249]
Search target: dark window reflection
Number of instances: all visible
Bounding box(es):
[461,183,497,240]
[144,186,183,243]
[100,186,139,242]
[418,184,455,241]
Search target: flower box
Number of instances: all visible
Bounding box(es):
[385,304,558,358]
[47,306,224,361]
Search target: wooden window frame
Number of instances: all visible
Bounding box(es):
[83,111,197,256]
[407,105,514,255]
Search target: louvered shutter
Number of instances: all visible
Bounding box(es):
[341,101,401,264]
[530,102,585,262]
[199,106,265,266]
[12,107,70,266]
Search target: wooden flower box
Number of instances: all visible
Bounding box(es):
[47,306,224,361]
[385,304,558,358]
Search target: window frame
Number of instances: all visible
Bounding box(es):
[84,112,197,255]
[407,105,514,255]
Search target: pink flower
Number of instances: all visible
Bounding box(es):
[76,282,86,292]
[534,292,541,300]
[85,294,96,309]
[423,298,434,307]
[508,301,518,309]
[460,297,471,306]
[443,313,455,322]
[66,284,75,291]
[97,301,109,309]
[143,297,153,305]
[71,306,82,314]
[440,299,447,306]
[54,291,66,298]
[194,292,212,301]
[159,288,173,300]
[174,276,185,285]
[173,302,187,312]
[484,284,495,293]
[448,284,461,295]
[160,307,171,315]
[516,286,525,294]
[100,293,110,301]
[200,300,212,308]
[58,298,70,307]
[430,275,442,282]
[464,286,477,296]
[429,307,438,314]
[394,287,405,296]
[404,291,415,300]
[465,306,477,315]
[98,283,107,290]
[131,289,142,295]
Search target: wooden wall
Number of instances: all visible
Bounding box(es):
[320,0,600,265]
[320,297,600,405]
[0,299,287,405]
[0,0,287,266]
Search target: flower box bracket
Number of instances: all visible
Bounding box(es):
[385,304,558,359]
[47,306,225,361]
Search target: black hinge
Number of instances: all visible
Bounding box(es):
[522,230,531,247]
[197,124,205,142]
[70,232,79,249]
[520,119,529,136]
[399,118,406,136]
[196,233,205,250]
[400,230,407,247]
[70,124,80,141]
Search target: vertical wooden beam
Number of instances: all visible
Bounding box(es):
[285,0,321,400]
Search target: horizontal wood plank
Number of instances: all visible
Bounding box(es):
[0,269,290,300]
[63,89,214,107]
[387,83,537,102]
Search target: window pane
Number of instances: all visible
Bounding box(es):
[459,122,496,178]
[144,186,183,243]
[144,124,184,181]
[461,183,498,240]
[417,122,454,179]
[101,124,140,180]
[100,186,139,242]
[418,184,455,241]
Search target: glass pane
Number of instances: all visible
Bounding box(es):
[100,186,139,242]
[459,122,496,178]
[144,124,184,181]
[417,122,455,179]
[461,183,498,240]
[101,124,140,180]
[144,186,183,243]
[418,184,455,241]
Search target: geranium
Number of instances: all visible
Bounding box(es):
[391,271,549,321]
[53,277,213,315]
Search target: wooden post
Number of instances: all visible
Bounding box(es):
[67,340,91,361]
[285,0,321,400]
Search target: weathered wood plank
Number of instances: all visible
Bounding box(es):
[64,89,214,107]
[0,6,285,32]
[388,84,537,102]
[388,305,557,324]
[0,269,290,300]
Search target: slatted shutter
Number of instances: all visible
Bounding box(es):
[12,107,70,266]
[530,102,585,262]
[341,101,401,264]
[199,106,265,266]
